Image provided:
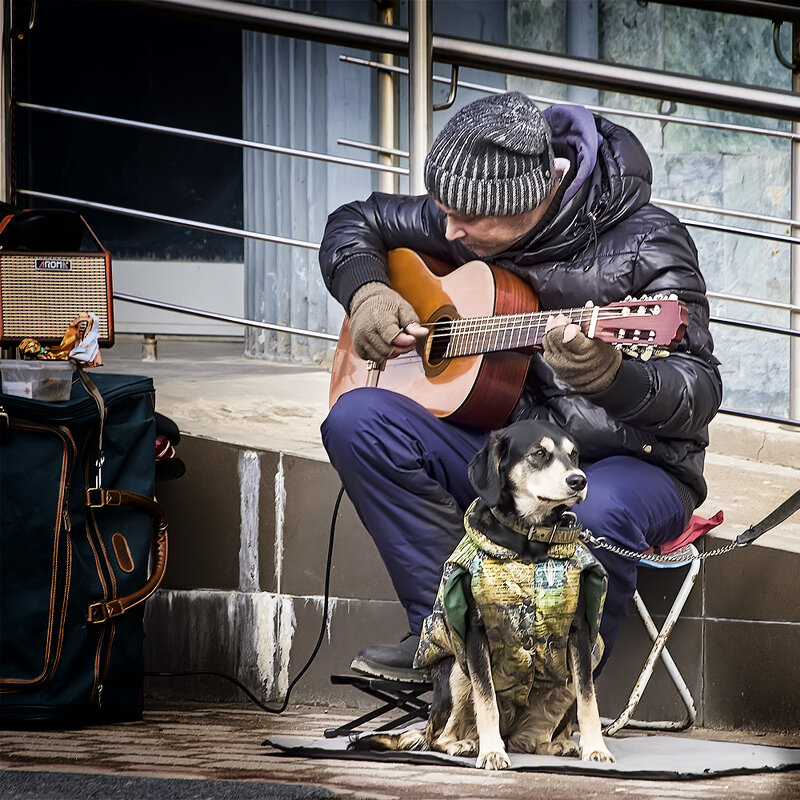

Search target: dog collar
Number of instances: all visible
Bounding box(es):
[489,509,583,545]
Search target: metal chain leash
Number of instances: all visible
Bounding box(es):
[579,530,741,563]
[576,489,800,564]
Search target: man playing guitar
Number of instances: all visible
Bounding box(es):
[319,92,722,681]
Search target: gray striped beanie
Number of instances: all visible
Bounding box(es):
[424,92,555,217]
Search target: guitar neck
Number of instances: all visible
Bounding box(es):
[432,306,597,359]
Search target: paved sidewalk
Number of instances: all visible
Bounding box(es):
[2,700,799,800]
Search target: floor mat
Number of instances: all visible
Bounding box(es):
[0,770,340,800]
[263,732,800,781]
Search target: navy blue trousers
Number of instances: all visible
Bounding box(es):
[321,387,687,672]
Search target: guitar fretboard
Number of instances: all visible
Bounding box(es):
[430,307,597,359]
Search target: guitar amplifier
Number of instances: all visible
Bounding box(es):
[0,211,114,347]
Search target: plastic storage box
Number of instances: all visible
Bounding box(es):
[0,361,75,401]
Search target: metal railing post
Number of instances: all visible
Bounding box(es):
[792,22,800,420]
[378,0,397,195]
[408,0,432,195]
[1,0,11,204]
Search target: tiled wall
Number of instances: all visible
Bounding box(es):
[597,537,800,732]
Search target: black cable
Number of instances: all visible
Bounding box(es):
[145,483,346,714]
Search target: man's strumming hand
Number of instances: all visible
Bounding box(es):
[348,282,428,362]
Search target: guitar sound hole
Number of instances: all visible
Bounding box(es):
[427,317,452,366]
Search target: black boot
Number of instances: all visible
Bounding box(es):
[350,632,426,683]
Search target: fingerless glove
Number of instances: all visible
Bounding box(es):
[348,282,420,362]
[542,325,622,394]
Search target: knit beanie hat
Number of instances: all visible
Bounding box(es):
[424,91,555,217]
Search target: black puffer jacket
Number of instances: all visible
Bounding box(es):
[319,105,723,508]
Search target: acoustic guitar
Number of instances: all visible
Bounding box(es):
[329,248,688,429]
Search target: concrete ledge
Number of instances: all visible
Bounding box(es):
[709,416,800,471]
[146,432,800,731]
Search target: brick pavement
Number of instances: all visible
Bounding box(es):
[2,701,800,800]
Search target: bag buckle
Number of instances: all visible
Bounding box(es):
[87,602,109,624]
[86,487,105,507]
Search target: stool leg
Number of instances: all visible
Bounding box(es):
[604,554,700,736]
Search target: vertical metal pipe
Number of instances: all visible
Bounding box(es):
[791,23,800,419]
[408,0,432,196]
[565,0,599,107]
[378,0,397,195]
[0,0,12,203]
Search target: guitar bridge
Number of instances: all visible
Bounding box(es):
[366,359,386,387]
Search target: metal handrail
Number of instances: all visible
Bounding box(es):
[718,407,799,428]
[680,218,800,246]
[116,292,337,341]
[709,317,800,338]
[16,189,321,251]
[16,102,407,176]
[339,55,800,143]
[652,198,797,230]
[20,184,799,247]
[708,292,800,314]
[134,0,800,122]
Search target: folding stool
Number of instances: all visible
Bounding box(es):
[602,511,724,736]
[324,674,431,738]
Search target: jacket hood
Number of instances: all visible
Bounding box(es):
[503,104,653,265]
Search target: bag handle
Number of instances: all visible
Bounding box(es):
[86,488,168,623]
[76,369,169,623]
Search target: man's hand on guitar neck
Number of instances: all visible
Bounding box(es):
[543,308,622,394]
[349,282,429,362]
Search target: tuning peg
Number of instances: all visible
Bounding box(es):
[617,343,658,361]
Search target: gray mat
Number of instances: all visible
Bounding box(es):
[264,732,800,781]
[0,770,340,800]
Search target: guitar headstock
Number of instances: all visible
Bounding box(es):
[592,295,688,359]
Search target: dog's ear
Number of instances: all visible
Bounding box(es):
[468,430,510,507]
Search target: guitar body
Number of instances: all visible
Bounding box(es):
[329,249,537,429]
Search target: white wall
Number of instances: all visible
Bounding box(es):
[112,260,244,337]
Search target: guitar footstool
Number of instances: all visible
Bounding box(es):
[324,674,432,738]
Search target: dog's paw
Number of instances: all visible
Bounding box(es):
[476,749,512,770]
[442,739,477,757]
[395,730,428,751]
[582,746,615,763]
[536,739,580,758]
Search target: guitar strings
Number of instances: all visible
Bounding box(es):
[420,306,667,359]
[424,308,662,333]
[424,309,661,338]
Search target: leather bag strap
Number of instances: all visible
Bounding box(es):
[734,488,800,547]
[86,488,168,623]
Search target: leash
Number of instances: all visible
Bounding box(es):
[581,487,800,564]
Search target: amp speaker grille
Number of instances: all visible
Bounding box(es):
[0,252,113,345]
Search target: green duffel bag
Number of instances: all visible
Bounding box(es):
[0,369,167,728]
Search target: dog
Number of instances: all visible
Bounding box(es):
[350,419,614,769]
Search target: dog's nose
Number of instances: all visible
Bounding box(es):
[566,473,587,492]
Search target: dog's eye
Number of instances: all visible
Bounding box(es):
[569,450,580,465]
[529,447,549,462]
